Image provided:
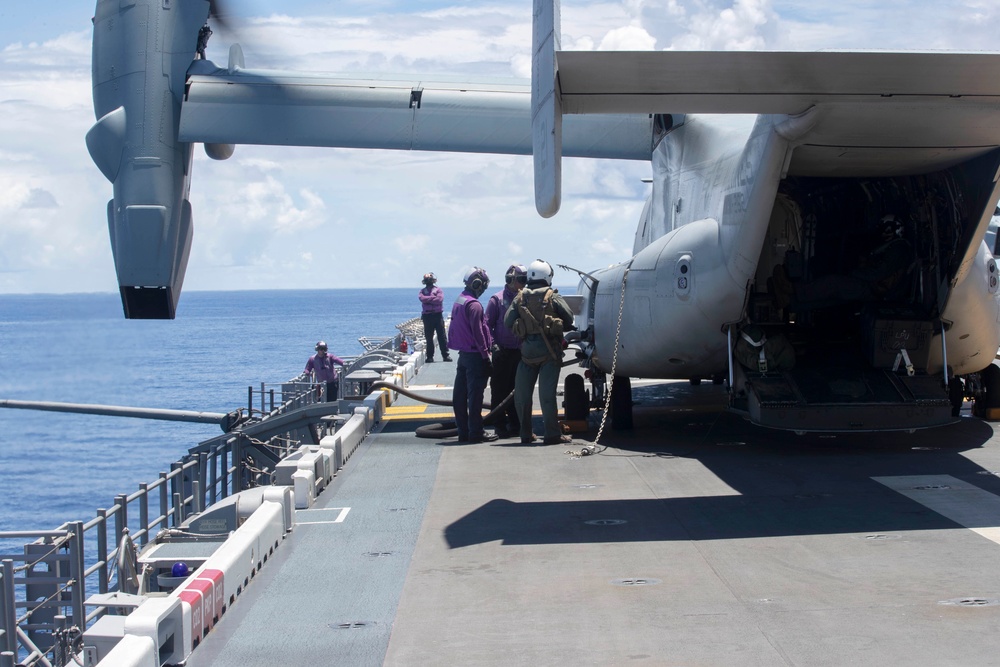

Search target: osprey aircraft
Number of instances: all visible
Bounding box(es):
[88,0,1000,432]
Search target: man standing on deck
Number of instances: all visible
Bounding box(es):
[447,267,498,443]
[485,264,527,439]
[305,341,345,402]
[418,272,452,362]
[504,260,575,445]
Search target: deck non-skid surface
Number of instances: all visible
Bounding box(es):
[190,358,1000,665]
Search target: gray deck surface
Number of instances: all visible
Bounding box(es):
[188,357,1000,666]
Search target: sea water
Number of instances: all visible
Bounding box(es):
[0,288,429,533]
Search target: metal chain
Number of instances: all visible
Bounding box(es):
[587,265,631,451]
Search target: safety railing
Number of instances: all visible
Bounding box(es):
[1,338,405,666]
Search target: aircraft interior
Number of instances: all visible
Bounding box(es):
[732,155,998,430]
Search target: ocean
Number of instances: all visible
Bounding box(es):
[0,288,425,533]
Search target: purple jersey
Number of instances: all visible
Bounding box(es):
[418,286,444,314]
[447,291,492,358]
[485,285,522,350]
[305,352,345,382]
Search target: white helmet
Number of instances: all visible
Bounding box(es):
[463,267,490,297]
[527,259,554,285]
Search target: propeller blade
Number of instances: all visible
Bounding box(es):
[208,0,232,32]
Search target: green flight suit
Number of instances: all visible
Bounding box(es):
[504,284,575,442]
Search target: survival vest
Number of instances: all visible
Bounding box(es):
[511,287,564,340]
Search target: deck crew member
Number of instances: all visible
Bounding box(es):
[305,341,345,402]
[485,264,527,439]
[418,272,452,362]
[504,259,575,445]
[448,267,497,443]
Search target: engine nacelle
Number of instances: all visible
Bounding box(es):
[89,0,209,318]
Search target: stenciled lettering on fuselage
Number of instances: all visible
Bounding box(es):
[721,129,767,224]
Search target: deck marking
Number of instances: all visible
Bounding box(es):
[385,406,429,414]
[872,475,1000,546]
[296,507,351,525]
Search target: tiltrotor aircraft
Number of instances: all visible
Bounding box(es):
[87,0,1000,431]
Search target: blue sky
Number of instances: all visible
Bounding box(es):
[2,1,999,294]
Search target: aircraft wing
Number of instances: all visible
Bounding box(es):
[178,59,653,161]
[554,50,1000,178]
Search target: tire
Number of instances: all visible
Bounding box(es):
[610,375,633,430]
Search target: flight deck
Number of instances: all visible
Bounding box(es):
[185,356,1000,666]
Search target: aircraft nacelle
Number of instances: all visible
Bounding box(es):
[87,0,209,318]
[584,217,738,378]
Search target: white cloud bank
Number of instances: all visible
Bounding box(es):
[0,0,996,294]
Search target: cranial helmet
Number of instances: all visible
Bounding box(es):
[527,259,554,286]
[422,272,436,286]
[505,264,528,285]
[315,340,328,352]
[464,267,490,296]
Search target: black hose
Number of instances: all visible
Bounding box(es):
[372,380,514,439]
[372,355,579,440]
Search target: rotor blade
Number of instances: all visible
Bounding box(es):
[208,0,233,32]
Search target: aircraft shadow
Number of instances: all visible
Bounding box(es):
[445,383,1000,549]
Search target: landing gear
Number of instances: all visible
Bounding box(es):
[610,375,633,430]
[563,373,590,421]
[948,376,964,417]
[976,364,1000,417]
[689,377,702,386]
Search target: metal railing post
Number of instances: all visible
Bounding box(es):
[233,435,244,493]
[209,446,219,505]
[96,510,109,594]
[159,472,169,532]
[198,452,208,514]
[1,560,15,655]
[169,462,181,525]
[138,484,150,547]
[115,494,128,552]
[70,522,85,630]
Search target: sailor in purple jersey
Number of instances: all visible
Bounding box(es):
[418,272,451,362]
[485,264,528,439]
[305,340,345,402]
[447,267,497,443]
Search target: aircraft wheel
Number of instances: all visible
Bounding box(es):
[689,377,702,386]
[712,374,726,385]
[563,373,589,420]
[610,375,633,430]
[948,377,964,417]
[981,364,1000,408]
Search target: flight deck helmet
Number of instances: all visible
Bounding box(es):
[422,272,437,286]
[505,264,528,286]
[527,259,554,286]
[464,267,490,297]
[315,341,328,352]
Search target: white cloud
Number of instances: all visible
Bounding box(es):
[1,0,997,294]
